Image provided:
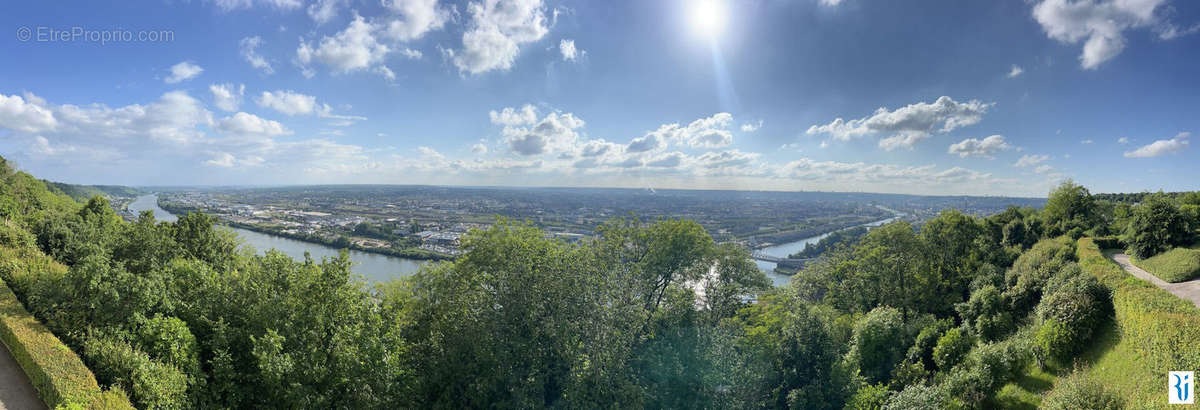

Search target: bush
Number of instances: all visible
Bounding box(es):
[845,383,890,410]
[1040,370,1124,410]
[1091,236,1122,250]
[1003,238,1076,315]
[846,307,907,384]
[905,318,953,373]
[1132,247,1200,283]
[1123,195,1193,259]
[932,328,973,370]
[882,383,946,410]
[82,335,189,410]
[1034,268,1111,362]
[955,285,1014,342]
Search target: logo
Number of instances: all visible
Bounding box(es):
[1170,371,1194,404]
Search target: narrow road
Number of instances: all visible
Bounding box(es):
[0,340,45,410]
[1110,253,1200,309]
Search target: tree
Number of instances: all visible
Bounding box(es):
[932,328,974,370]
[1123,194,1193,259]
[846,307,907,384]
[1043,180,1096,238]
[955,285,1014,342]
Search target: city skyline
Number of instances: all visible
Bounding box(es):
[1,0,1197,196]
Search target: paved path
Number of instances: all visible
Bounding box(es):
[0,340,44,410]
[1110,253,1200,309]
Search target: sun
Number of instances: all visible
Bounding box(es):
[690,0,728,38]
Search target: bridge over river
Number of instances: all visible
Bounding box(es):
[750,250,814,270]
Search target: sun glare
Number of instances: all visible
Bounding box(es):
[690,0,727,38]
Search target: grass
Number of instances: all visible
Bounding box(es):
[1073,238,1200,409]
[1131,247,1200,283]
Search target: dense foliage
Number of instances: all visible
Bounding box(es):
[1,159,1194,409]
[788,226,868,259]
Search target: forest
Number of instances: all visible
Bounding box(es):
[1,155,1198,409]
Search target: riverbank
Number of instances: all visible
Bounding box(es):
[746,214,891,249]
[157,201,453,262]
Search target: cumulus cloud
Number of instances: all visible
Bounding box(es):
[256,90,317,116]
[380,0,451,41]
[489,104,585,156]
[471,143,488,154]
[0,92,58,133]
[1014,154,1050,167]
[209,83,245,112]
[307,0,346,24]
[740,120,763,132]
[947,135,1013,158]
[216,112,291,137]
[1031,0,1189,69]
[1118,137,1129,144]
[240,37,274,74]
[451,0,550,74]
[559,39,579,61]
[1007,64,1024,78]
[297,15,390,76]
[164,61,203,83]
[1124,132,1190,158]
[806,96,992,150]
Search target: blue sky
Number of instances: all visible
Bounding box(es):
[0,0,1196,196]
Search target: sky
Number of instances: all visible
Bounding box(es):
[0,0,1197,197]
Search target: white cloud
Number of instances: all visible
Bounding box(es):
[1124,132,1190,158]
[489,104,538,126]
[471,143,488,154]
[214,0,301,12]
[256,90,317,116]
[740,120,763,133]
[307,0,346,24]
[1031,0,1185,69]
[451,0,550,74]
[947,135,1013,158]
[807,96,991,150]
[0,92,58,133]
[240,36,275,74]
[626,113,735,152]
[559,39,579,61]
[205,152,237,167]
[1118,137,1129,144]
[401,48,423,59]
[819,0,844,6]
[1035,164,1055,174]
[490,105,585,156]
[298,15,390,75]
[627,127,669,153]
[1081,139,1093,144]
[1007,64,1024,78]
[209,83,245,112]
[164,61,203,83]
[216,112,291,137]
[380,0,451,42]
[1014,154,1051,167]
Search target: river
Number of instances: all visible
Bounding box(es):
[127,195,428,283]
[755,216,900,286]
[129,195,897,287]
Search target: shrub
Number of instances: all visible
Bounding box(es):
[1123,195,1193,259]
[882,383,946,410]
[846,307,907,384]
[1091,236,1123,250]
[1040,370,1124,410]
[905,319,953,371]
[1003,238,1076,315]
[1034,269,1111,362]
[845,383,890,410]
[82,335,189,410]
[955,285,1014,342]
[932,328,973,370]
[1132,247,1200,283]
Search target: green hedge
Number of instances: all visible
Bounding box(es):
[0,278,132,409]
[1076,238,1200,400]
